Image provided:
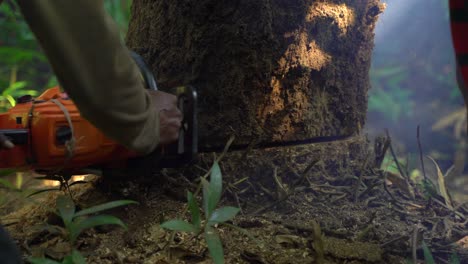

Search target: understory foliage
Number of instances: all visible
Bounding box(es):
[160,161,240,264]
[0,0,131,111]
[381,134,462,263]
[28,194,138,263]
[369,0,465,169]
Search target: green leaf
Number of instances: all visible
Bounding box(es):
[61,255,73,264]
[25,188,61,198]
[449,252,461,264]
[208,206,240,225]
[427,156,453,209]
[205,226,224,264]
[371,66,404,78]
[422,241,435,264]
[5,95,15,107]
[71,249,87,264]
[74,200,138,217]
[187,191,201,229]
[70,215,126,243]
[16,89,39,96]
[209,161,223,212]
[56,195,75,228]
[160,219,198,233]
[28,257,61,264]
[3,81,27,94]
[0,46,45,65]
[0,178,17,190]
[46,76,58,88]
[202,177,212,218]
[0,169,16,177]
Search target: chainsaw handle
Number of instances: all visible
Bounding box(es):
[129,50,198,166]
[130,51,158,91]
[161,85,198,166]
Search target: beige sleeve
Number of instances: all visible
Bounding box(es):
[15,0,159,155]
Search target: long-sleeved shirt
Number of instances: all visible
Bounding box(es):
[450,0,468,89]
[13,0,159,155]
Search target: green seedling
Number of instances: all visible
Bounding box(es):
[0,169,17,190]
[29,194,138,264]
[160,161,240,264]
[421,241,461,264]
[449,252,461,264]
[29,249,86,264]
[406,241,461,264]
[422,241,436,264]
[55,195,138,244]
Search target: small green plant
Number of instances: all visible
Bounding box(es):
[0,67,39,112]
[29,194,138,264]
[160,161,240,264]
[406,241,461,264]
[422,241,436,264]
[421,241,460,264]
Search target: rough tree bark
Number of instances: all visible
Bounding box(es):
[126,0,384,150]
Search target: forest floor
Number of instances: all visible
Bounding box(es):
[1,135,468,264]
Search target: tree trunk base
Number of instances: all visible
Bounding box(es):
[166,135,373,210]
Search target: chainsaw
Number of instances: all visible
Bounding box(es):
[0,51,198,177]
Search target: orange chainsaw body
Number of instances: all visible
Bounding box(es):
[0,86,137,171]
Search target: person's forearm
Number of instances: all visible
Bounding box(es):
[15,0,159,154]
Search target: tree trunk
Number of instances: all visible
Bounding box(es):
[126,0,384,150]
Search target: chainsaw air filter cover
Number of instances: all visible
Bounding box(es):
[0,86,136,171]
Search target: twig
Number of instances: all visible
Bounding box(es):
[330,193,347,203]
[405,153,410,178]
[431,197,465,219]
[374,135,391,168]
[290,159,319,187]
[381,235,408,247]
[192,135,235,198]
[251,195,290,215]
[454,201,468,212]
[385,129,415,200]
[382,171,398,202]
[354,154,369,203]
[358,181,382,199]
[417,125,428,181]
[234,191,244,215]
[272,167,288,199]
[411,222,423,264]
[385,130,407,179]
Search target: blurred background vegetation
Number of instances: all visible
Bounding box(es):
[0,0,131,111]
[0,0,466,197]
[368,0,467,200]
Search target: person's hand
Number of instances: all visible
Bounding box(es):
[149,90,183,145]
[0,133,14,149]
